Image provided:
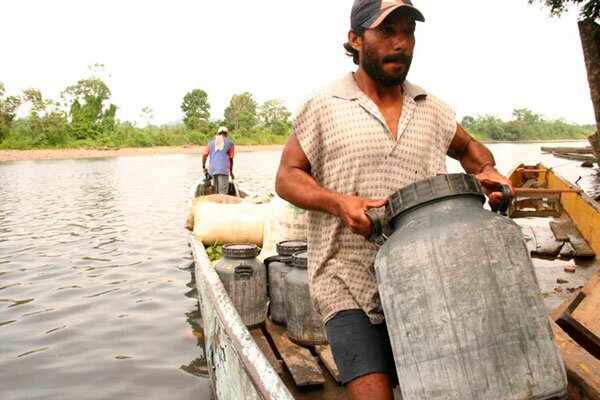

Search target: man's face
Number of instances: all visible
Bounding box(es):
[359,9,416,87]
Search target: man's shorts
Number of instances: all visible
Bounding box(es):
[325,309,398,386]
[213,174,229,195]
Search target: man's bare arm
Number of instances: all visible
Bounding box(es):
[202,154,208,173]
[448,124,514,208]
[275,133,387,236]
[448,124,497,173]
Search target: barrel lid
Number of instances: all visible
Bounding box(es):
[387,174,485,224]
[264,255,292,267]
[222,243,258,259]
[276,240,308,256]
[291,251,308,268]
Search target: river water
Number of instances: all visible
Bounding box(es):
[0,142,599,400]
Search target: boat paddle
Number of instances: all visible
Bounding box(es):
[232,179,241,197]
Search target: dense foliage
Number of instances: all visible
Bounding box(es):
[0,67,594,149]
[0,69,292,149]
[461,109,594,141]
[0,82,21,141]
[528,0,600,20]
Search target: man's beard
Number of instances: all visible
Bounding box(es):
[361,45,412,87]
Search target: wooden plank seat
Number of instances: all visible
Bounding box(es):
[264,319,326,387]
[551,220,596,259]
[251,328,284,375]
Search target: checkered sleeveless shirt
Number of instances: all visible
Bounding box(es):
[294,72,457,324]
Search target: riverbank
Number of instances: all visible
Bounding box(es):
[0,140,590,163]
[0,144,285,162]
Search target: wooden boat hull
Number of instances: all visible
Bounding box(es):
[509,164,600,256]
[191,165,600,399]
[191,236,294,400]
[540,146,597,163]
[509,163,600,400]
[550,152,596,163]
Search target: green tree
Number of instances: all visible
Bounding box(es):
[528,0,600,19]
[22,88,69,146]
[460,115,475,129]
[0,82,22,141]
[473,115,508,140]
[224,92,257,133]
[62,78,112,139]
[258,99,291,135]
[101,104,117,133]
[61,65,117,140]
[512,108,544,125]
[258,99,291,126]
[505,108,545,140]
[181,89,210,130]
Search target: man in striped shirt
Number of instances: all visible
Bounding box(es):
[275,1,513,399]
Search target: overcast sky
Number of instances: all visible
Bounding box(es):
[1,0,594,126]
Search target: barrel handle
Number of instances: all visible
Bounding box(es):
[496,184,511,216]
[366,209,388,247]
[234,264,254,280]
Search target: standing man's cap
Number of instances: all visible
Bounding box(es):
[351,0,425,30]
[218,126,228,133]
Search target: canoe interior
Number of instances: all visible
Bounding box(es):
[509,163,600,400]
[192,235,350,400]
[190,182,350,399]
[193,163,600,399]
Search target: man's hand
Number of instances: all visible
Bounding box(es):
[203,167,208,175]
[335,194,388,236]
[475,166,514,211]
[230,172,235,180]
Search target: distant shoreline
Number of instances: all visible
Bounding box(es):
[0,139,589,162]
[0,144,285,162]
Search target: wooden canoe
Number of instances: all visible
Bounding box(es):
[509,163,600,400]
[191,164,600,399]
[189,180,348,399]
[541,146,597,163]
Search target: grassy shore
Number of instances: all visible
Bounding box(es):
[0,144,285,162]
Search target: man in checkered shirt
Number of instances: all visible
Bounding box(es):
[276,1,513,398]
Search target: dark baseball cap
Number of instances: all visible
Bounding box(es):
[351,0,425,30]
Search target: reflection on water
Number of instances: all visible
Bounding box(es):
[181,261,209,379]
[0,143,598,399]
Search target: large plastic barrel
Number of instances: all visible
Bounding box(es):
[374,174,567,400]
[268,240,307,325]
[284,251,327,346]
[214,244,267,328]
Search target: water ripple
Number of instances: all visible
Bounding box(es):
[82,288,121,298]
[3,298,35,308]
[0,146,597,400]
[45,325,66,334]
[13,347,50,358]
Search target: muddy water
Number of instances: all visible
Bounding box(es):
[0,142,597,399]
